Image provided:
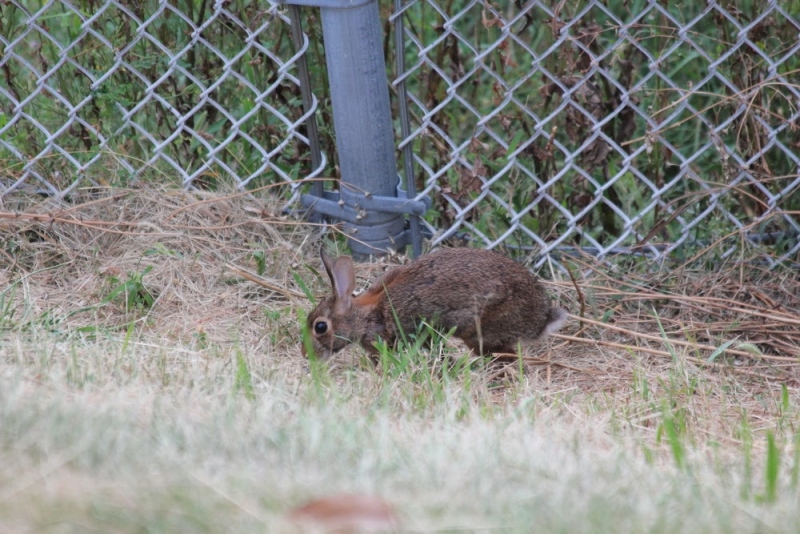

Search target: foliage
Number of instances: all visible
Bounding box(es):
[385,0,800,261]
[0,0,326,192]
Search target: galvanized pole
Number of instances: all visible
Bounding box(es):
[318,1,404,257]
[285,0,429,258]
[393,0,422,258]
[288,4,324,220]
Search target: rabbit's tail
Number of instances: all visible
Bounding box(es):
[543,307,569,337]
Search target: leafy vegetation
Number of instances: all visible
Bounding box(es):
[0,0,313,191]
[384,0,800,261]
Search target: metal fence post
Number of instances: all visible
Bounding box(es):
[284,0,429,258]
[393,0,422,259]
[288,4,324,221]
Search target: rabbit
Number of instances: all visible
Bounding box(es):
[301,247,568,360]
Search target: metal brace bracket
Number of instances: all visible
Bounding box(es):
[300,183,431,255]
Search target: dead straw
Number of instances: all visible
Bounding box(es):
[2,187,799,390]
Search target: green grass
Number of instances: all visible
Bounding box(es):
[2,322,800,532]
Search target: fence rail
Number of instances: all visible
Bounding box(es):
[2,0,799,267]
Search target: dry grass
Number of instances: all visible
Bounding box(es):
[2,187,800,532]
[1,186,314,349]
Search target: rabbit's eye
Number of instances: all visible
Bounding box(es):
[314,320,328,335]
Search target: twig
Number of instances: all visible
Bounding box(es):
[564,261,586,320]
[560,315,799,362]
[522,356,600,374]
[225,264,306,300]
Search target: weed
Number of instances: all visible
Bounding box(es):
[292,271,316,304]
[252,250,267,276]
[233,349,255,400]
[761,432,780,503]
[792,432,800,490]
[194,328,209,350]
[0,284,17,332]
[658,407,686,470]
[739,413,754,499]
[103,265,156,312]
[144,243,180,257]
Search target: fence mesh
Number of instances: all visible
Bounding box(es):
[0,0,322,198]
[2,0,799,267]
[390,0,800,266]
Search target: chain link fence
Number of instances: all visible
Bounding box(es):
[2,0,799,267]
[390,0,800,267]
[0,0,323,197]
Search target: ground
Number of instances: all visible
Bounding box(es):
[1,187,799,532]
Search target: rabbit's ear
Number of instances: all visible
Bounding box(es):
[320,247,336,286]
[320,247,356,312]
[331,256,356,313]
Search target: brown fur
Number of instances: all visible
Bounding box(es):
[303,247,568,360]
